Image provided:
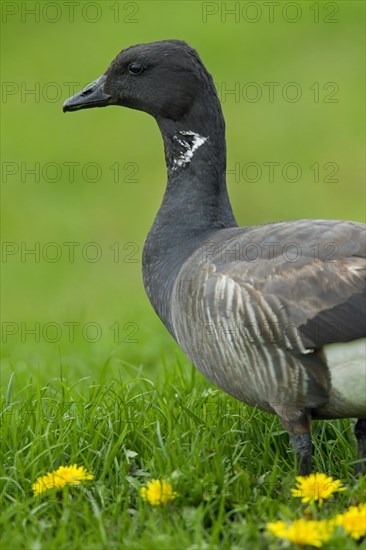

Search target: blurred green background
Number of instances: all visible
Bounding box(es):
[1,0,365,386]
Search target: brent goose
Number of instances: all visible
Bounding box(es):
[64,40,366,475]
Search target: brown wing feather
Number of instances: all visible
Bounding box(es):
[206,219,366,351]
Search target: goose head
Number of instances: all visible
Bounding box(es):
[63,40,211,122]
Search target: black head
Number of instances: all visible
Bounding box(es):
[63,40,215,121]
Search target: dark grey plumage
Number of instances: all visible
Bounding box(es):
[64,40,366,475]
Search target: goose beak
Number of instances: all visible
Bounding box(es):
[63,75,111,112]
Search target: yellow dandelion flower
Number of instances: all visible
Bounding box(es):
[139,479,178,506]
[267,520,288,538]
[291,472,346,506]
[267,518,334,547]
[336,502,366,540]
[32,464,94,496]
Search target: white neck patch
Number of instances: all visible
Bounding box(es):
[172,130,208,171]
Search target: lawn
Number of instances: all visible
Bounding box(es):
[1,1,365,548]
[1,362,366,549]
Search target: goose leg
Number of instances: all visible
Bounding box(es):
[290,433,312,476]
[277,408,312,475]
[355,418,366,475]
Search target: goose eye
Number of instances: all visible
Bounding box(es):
[128,63,143,75]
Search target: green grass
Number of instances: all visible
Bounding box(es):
[1,361,365,549]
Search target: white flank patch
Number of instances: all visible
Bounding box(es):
[324,338,366,416]
[172,130,208,170]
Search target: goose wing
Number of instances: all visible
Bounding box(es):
[172,220,365,411]
[205,219,365,351]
